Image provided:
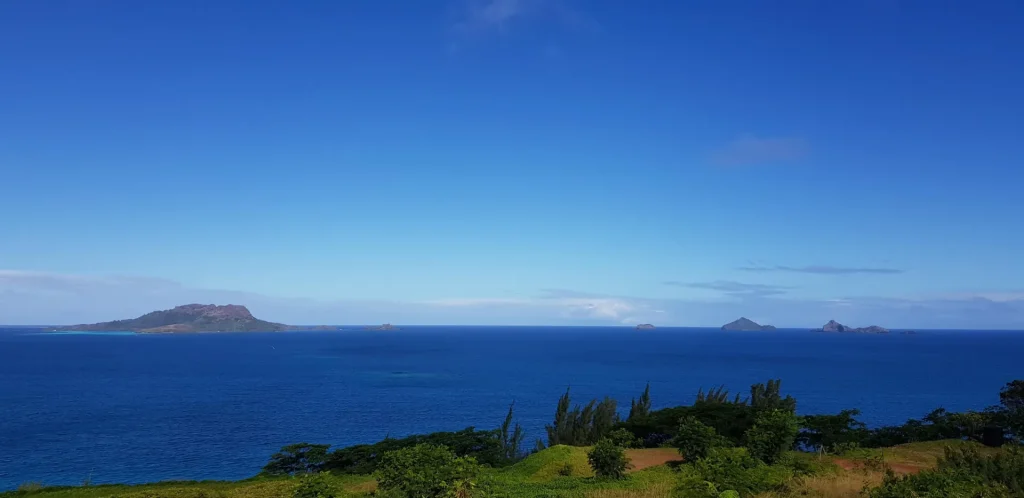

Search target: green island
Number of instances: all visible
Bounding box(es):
[6,379,1024,498]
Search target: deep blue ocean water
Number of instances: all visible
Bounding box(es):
[1,326,1022,490]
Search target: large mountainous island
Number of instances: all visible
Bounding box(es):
[53,304,290,333]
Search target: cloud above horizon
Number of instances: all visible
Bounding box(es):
[1,269,1022,329]
[738,265,904,275]
[452,0,597,35]
[713,135,809,166]
[664,280,792,298]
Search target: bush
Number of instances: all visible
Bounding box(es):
[869,468,1010,498]
[374,444,481,498]
[829,441,861,455]
[675,416,727,461]
[293,473,335,498]
[325,427,502,474]
[557,463,574,476]
[777,451,838,476]
[263,443,330,476]
[643,432,673,448]
[606,428,642,449]
[744,409,798,465]
[16,482,44,493]
[587,439,631,479]
[676,447,792,497]
[868,444,1024,497]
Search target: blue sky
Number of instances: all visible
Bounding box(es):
[2,1,1023,328]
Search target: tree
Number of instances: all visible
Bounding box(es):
[628,383,652,422]
[591,397,619,443]
[374,444,481,498]
[1000,380,1024,437]
[745,409,799,465]
[798,409,867,452]
[263,443,330,476]
[325,428,502,474]
[293,473,335,498]
[546,388,619,446]
[675,416,727,460]
[1000,380,1024,412]
[587,439,631,479]
[749,379,796,415]
[606,428,642,449]
[546,387,574,446]
[499,401,525,462]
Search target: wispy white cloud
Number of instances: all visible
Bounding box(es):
[456,0,531,32]
[425,291,640,322]
[713,135,809,166]
[664,280,792,298]
[2,269,1023,329]
[738,265,903,275]
[451,0,598,35]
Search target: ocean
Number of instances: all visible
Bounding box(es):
[1,326,1021,489]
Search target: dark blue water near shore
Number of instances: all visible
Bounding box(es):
[1,327,1022,489]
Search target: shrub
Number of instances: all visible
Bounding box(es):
[263,443,330,476]
[744,409,798,465]
[644,432,673,448]
[374,444,481,498]
[587,439,631,479]
[869,468,1010,498]
[16,482,44,493]
[325,427,501,474]
[606,428,642,449]
[829,441,861,455]
[777,451,838,476]
[868,443,1024,497]
[292,473,334,498]
[557,463,574,476]
[681,447,792,497]
[675,416,727,461]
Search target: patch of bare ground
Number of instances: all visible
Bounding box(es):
[625,448,683,472]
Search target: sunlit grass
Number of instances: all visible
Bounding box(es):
[3,440,1000,498]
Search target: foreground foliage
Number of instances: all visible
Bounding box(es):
[5,442,1020,498]
[869,444,1024,497]
[9,378,1024,498]
[373,444,480,498]
[588,439,631,479]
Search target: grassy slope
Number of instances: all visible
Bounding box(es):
[1,441,999,498]
[757,439,997,498]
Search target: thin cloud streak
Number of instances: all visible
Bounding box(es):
[664,280,791,297]
[2,270,1022,329]
[452,0,598,35]
[738,265,903,275]
[713,135,808,166]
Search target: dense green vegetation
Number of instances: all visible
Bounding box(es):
[6,379,1024,498]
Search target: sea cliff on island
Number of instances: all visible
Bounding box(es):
[721,317,776,331]
[816,319,890,334]
[635,323,656,330]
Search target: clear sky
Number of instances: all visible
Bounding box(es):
[2,1,1023,328]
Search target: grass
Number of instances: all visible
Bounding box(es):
[0,475,374,498]
[755,439,1001,498]
[2,441,1001,498]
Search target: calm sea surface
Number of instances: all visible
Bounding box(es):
[1,327,1022,489]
